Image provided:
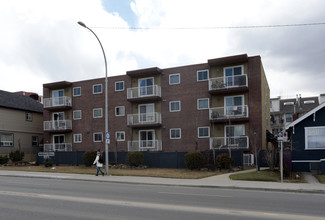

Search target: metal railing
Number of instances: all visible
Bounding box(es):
[209,75,247,91]
[127,85,161,99]
[43,96,72,108]
[43,120,72,131]
[44,143,72,152]
[210,136,249,149]
[128,140,162,151]
[209,105,248,120]
[127,112,161,126]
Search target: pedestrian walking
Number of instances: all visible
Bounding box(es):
[93,151,104,176]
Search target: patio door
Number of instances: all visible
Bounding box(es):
[225,125,245,146]
[139,77,154,96]
[52,90,64,106]
[225,66,242,87]
[52,112,64,129]
[139,104,154,122]
[53,134,65,151]
[225,95,244,115]
[139,130,155,149]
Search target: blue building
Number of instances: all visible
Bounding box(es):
[286,101,325,174]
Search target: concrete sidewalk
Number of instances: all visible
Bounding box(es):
[0,169,324,194]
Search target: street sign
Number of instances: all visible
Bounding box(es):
[106,139,110,144]
[38,152,55,157]
[277,131,288,142]
[106,132,110,144]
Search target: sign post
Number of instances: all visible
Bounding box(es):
[277,131,288,183]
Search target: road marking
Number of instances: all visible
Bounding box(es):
[0,190,323,220]
[158,191,232,198]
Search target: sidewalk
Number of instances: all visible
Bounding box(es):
[0,169,324,194]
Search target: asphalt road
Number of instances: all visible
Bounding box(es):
[0,176,324,220]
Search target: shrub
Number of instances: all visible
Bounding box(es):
[0,155,9,165]
[126,152,144,167]
[9,150,24,162]
[83,151,97,167]
[44,158,53,167]
[184,152,205,170]
[216,153,234,169]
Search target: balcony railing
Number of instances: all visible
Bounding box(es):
[43,120,72,131]
[128,140,162,152]
[127,85,161,99]
[209,75,247,91]
[210,136,249,150]
[209,105,248,120]
[127,112,161,126]
[44,143,72,152]
[44,96,72,108]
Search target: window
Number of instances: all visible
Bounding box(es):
[224,66,243,87]
[93,108,103,118]
[73,110,82,120]
[115,81,124,91]
[198,127,210,138]
[74,134,82,143]
[93,84,102,94]
[170,128,181,139]
[139,104,155,122]
[225,95,244,115]
[139,77,154,96]
[197,98,209,110]
[197,70,208,81]
[93,132,103,142]
[32,136,38,147]
[73,87,81,96]
[115,131,125,141]
[169,73,180,85]
[169,101,181,112]
[52,90,64,106]
[285,113,293,123]
[115,106,125,116]
[0,133,13,147]
[305,127,325,149]
[26,112,32,122]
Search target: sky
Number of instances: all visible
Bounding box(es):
[0,0,324,98]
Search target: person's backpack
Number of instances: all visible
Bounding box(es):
[98,155,104,163]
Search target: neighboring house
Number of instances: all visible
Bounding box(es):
[43,54,270,164]
[0,90,43,161]
[15,91,43,103]
[286,101,325,174]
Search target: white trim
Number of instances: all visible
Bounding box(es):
[169,73,180,85]
[198,127,210,138]
[197,69,209,81]
[115,131,125,141]
[115,81,124,91]
[170,128,181,139]
[93,84,102,94]
[304,126,325,150]
[223,65,244,76]
[73,133,82,143]
[115,106,125,116]
[93,132,103,142]
[169,101,181,112]
[93,108,103,118]
[73,87,81,96]
[73,110,82,120]
[197,98,209,110]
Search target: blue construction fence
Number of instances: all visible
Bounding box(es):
[37,150,245,168]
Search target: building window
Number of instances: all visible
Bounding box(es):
[198,127,210,138]
[74,134,82,143]
[26,112,33,122]
[139,77,154,96]
[197,70,208,81]
[115,81,124,91]
[170,128,181,139]
[169,73,180,85]
[93,132,103,142]
[0,133,13,147]
[115,106,125,116]
[32,136,38,147]
[93,108,103,118]
[93,84,102,94]
[73,87,81,96]
[305,127,325,150]
[169,101,181,112]
[285,113,293,122]
[73,110,82,120]
[115,131,125,141]
[197,98,209,110]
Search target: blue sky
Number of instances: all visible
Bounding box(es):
[102,0,137,27]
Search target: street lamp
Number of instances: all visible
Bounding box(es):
[78,21,109,175]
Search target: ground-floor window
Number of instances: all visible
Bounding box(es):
[0,133,13,147]
[305,126,325,149]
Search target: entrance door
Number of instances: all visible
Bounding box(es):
[139,78,154,96]
[139,130,155,149]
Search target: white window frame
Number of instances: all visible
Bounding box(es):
[115,106,125,116]
[73,110,82,120]
[169,73,180,85]
[115,131,125,141]
[73,134,82,143]
[197,98,209,110]
[73,87,81,96]
[197,69,209,81]
[0,133,14,147]
[115,81,124,91]
[198,127,210,138]
[93,132,103,142]
[169,101,181,112]
[93,84,102,94]
[170,128,181,139]
[305,126,325,150]
[93,108,103,118]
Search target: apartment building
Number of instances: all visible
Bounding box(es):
[43,54,270,156]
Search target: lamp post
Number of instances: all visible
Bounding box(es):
[78,21,109,175]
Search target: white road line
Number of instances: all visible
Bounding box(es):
[158,191,232,198]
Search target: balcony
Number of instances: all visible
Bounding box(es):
[128,140,162,152]
[210,136,249,150]
[43,96,72,109]
[127,85,161,102]
[209,105,249,123]
[208,75,248,94]
[43,120,72,132]
[44,143,72,152]
[127,113,162,128]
